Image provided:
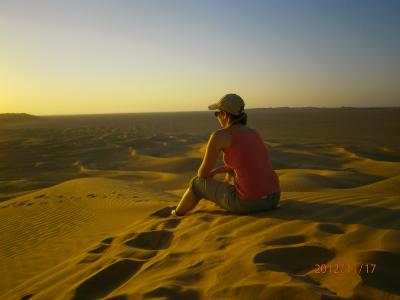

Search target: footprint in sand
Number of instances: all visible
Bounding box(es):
[143,284,199,300]
[20,293,34,300]
[357,250,400,294]
[78,255,101,264]
[161,219,181,229]
[264,235,307,246]
[117,210,179,260]
[88,244,110,254]
[34,194,46,199]
[124,230,174,250]
[104,294,129,300]
[215,236,230,250]
[150,218,181,230]
[74,209,178,298]
[72,259,144,299]
[316,223,345,234]
[87,193,97,198]
[101,237,115,245]
[149,206,176,218]
[117,248,158,260]
[79,237,116,264]
[253,244,335,274]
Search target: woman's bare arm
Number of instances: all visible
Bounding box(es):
[211,166,234,174]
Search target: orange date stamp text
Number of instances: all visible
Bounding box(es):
[314,263,376,274]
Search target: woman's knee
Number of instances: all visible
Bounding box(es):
[189,175,200,190]
[189,175,204,199]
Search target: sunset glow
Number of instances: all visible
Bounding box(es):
[1,0,399,115]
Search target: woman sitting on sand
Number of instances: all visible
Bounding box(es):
[171,93,280,216]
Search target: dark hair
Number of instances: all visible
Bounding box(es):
[227,112,247,126]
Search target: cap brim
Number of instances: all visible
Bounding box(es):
[208,103,219,110]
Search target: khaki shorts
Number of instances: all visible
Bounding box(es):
[189,175,280,214]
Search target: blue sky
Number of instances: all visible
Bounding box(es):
[1,0,399,114]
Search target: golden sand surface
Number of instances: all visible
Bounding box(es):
[0,108,399,299]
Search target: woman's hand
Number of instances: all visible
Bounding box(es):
[206,168,218,178]
[198,164,234,179]
[213,166,234,174]
[205,166,233,179]
[224,170,236,185]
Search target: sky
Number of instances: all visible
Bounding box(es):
[1,0,399,115]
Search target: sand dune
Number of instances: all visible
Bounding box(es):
[1,109,399,299]
[2,185,399,299]
[0,113,40,122]
[277,168,382,192]
[0,178,177,297]
[346,175,400,194]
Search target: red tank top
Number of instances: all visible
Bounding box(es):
[223,127,280,200]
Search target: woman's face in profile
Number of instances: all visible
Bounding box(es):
[216,110,229,128]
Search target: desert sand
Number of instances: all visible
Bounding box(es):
[0,108,399,299]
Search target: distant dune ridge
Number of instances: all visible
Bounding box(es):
[0,108,400,299]
[0,113,40,121]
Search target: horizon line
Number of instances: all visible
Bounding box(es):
[1,105,400,117]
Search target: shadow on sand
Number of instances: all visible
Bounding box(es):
[194,198,400,231]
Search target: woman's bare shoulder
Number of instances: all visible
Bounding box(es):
[214,128,232,137]
[212,126,255,140]
[212,129,232,148]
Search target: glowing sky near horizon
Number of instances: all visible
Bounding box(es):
[1,0,399,115]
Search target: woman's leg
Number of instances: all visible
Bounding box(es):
[173,175,236,216]
[175,186,201,215]
[192,176,236,210]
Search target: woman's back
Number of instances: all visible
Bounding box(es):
[173,94,281,216]
[223,126,280,200]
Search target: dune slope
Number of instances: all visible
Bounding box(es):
[2,179,400,299]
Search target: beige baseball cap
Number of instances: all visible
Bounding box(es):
[208,93,245,116]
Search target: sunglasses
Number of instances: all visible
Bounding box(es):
[214,111,222,117]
